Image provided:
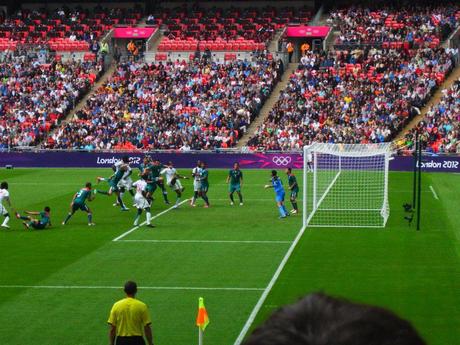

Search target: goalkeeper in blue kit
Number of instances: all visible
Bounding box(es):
[265,170,290,219]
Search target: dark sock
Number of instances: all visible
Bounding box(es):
[117,195,126,208]
[20,216,29,221]
[293,202,298,211]
[238,193,243,203]
[162,191,169,202]
[88,213,93,223]
[202,195,209,205]
[229,194,234,202]
[129,189,135,197]
[64,213,72,224]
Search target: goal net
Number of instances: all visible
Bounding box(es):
[302,143,391,228]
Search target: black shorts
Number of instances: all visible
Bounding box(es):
[116,336,145,345]
[30,222,46,230]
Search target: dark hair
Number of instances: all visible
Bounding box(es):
[243,293,426,345]
[122,156,129,163]
[44,206,51,212]
[124,281,137,295]
[86,182,92,188]
[271,170,277,177]
[286,167,292,173]
[1,181,8,190]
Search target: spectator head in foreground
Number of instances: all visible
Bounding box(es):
[243,293,426,345]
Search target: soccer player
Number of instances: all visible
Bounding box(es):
[190,160,202,207]
[132,178,154,228]
[307,151,313,172]
[96,163,129,211]
[16,207,51,230]
[286,168,299,214]
[264,170,289,219]
[62,182,96,226]
[200,161,210,208]
[160,161,188,208]
[152,159,169,204]
[227,162,243,206]
[0,181,11,228]
[114,157,135,207]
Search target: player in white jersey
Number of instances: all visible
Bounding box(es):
[0,182,11,228]
[132,178,154,228]
[307,152,313,172]
[190,161,202,207]
[160,161,188,208]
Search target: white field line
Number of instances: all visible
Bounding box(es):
[112,199,189,242]
[233,224,308,345]
[429,185,439,200]
[0,285,263,291]
[118,239,291,244]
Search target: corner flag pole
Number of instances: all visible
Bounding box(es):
[196,297,209,345]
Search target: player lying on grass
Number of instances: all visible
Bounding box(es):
[95,158,129,211]
[0,181,12,228]
[62,182,95,226]
[286,168,299,214]
[160,161,189,208]
[264,170,289,219]
[132,178,155,228]
[16,207,51,230]
[227,162,243,206]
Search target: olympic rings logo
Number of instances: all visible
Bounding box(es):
[272,156,292,166]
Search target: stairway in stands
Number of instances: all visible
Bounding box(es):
[237,63,298,148]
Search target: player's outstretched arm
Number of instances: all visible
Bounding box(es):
[264,184,273,189]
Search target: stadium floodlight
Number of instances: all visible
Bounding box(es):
[302,143,391,228]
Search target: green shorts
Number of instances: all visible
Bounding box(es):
[229,183,241,193]
[72,202,89,212]
[109,180,120,192]
[30,222,47,230]
[146,183,157,193]
[200,184,209,193]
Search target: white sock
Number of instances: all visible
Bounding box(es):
[2,216,9,226]
[134,215,140,226]
[146,212,151,225]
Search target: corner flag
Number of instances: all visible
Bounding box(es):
[196,297,210,331]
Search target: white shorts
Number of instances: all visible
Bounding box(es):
[193,180,201,192]
[169,179,183,191]
[134,194,150,209]
[118,177,133,190]
[0,203,7,216]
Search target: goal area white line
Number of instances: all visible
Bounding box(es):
[0,285,264,291]
[112,199,190,242]
[117,239,291,244]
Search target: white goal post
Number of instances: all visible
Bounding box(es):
[302,143,391,228]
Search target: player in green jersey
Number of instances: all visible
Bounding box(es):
[95,160,129,211]
[226,162,244,206]
[16,206,51,230]
[152,159,169,204]
[286,168,299,214]
[62,182,96,226]
[200,161,210,208]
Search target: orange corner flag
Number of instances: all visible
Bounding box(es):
[196,297,210,331]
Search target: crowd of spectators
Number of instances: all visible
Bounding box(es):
[329,5,460,46]
[0,55,103,149]
[45,58,283,150]
[0,6,142,46]
[400,78,460,154]
[247,46,457,151]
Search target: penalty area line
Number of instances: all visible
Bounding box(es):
[117,239,291,244]
[0,285,264,292]
[112,199,189,242]
[233,224,308,345]
[429,185,439,200]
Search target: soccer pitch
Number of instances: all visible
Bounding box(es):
[0,168,459,345]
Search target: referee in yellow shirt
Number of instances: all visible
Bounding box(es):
[108,281,154,345]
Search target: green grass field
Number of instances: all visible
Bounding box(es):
[0,168,459,345]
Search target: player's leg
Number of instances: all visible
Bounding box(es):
[229,190,235,205]
[158,181,169,204]
[173,181,182,207]
[201,187,210,207]
[0,204,10,228]
[134,208,143,226]
[276,194,288,218]
[236,185,243,205]
[191,182,199,206]
[84,205,95,226]
[62,204,77,225]
[115,189,128,211]
[145,206,154,228]
[15,212,31,221]
[290,192,298,214]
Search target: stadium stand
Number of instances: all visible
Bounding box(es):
[402,77,460,154]
[0,6,143,51]
[0,55,103,149]
[45,58,283,150]
[155,6,311,52]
